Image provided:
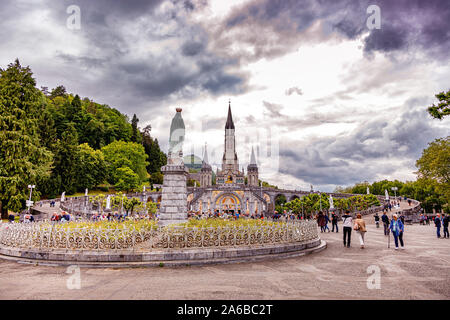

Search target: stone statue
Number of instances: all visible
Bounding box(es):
[159,108,189,226]
[168,108,185,165]
[106,195,111,210]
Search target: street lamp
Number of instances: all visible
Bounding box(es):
[319,191,322,211]
[27,185,36,214]
[391,187,398,200]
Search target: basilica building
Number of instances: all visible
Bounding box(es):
[187,103,266,215]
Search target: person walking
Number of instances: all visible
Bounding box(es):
[354,213,367,249]
[374,213,380,228]
[381,211,390,236]
[342,210,353,248]
[331,212,339,233]
[443,214,449,239]
[389,214,405,250]
[317,211,326,232]
[323,214,330,232]
[434,214,442,238]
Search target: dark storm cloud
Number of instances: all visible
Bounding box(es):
[181,41,204,56]
[59,0,164,19]
[217,0,450,61]
[363,25,407,54]
[278,97,449,186]
[28,0,250,110]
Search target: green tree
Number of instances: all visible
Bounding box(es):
[0,59,53,217]
[75,143,106,190]
[142,130,167,175]
[37,103,57,150]
[150,171,164,185]
[115,167,140,192]
[427,89,450,119]
[123,197,142,215]
[66,94,82,123]
[42,124,79,197]
[146,201,158,218]
[416,136,450,209]
[49,85,67,99]
[101,140,149,184]
[131,114,141,143]
[416,136,450,185]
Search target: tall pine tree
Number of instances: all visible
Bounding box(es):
[131,114,142,143]
[0,60,53,218]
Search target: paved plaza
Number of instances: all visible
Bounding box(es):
[0,214,449,300]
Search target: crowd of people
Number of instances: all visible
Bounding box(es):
[50,211,72,222]
[433,213,450,239]
[316,206,450,251]
[187,210,267,220]
[338,210,406,249]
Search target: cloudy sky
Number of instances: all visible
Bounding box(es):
[1,0,449,191]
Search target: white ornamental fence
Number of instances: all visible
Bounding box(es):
[0,220,319,251]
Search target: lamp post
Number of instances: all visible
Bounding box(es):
[27,184,35,214]
[391,187,398,200]
[143,185,147,216]
[319,191,322,211]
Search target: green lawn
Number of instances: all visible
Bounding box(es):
[2,216,20,223]
[67,190,112,197]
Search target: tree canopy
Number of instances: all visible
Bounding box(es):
[0,60,167,214]
[0,60,53,217]
[427,89,450,119]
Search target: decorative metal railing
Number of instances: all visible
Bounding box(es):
[0,220,319,251]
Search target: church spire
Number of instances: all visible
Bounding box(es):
[203,142,209,164]
[250,146,257,165]
[225,100,235,129]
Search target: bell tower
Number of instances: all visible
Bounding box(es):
[247,146,259,186]
[200,143,212,187]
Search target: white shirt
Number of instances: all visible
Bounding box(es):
[342,215,353,228]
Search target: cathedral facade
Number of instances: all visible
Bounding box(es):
[187,103,267,215]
